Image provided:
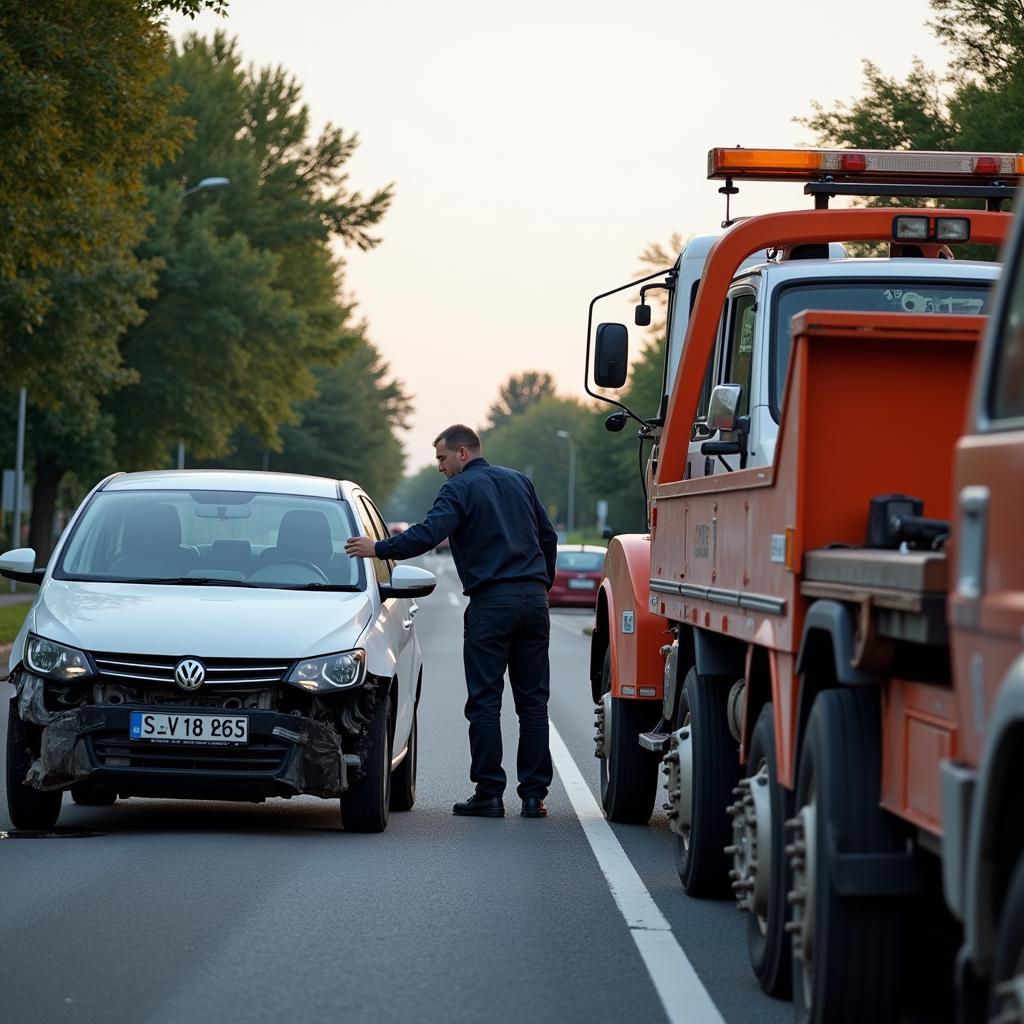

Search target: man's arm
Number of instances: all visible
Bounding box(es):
[375,484,463,561]
[532,486,558,586]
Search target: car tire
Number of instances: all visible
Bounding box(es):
[341,694,392,833]
[742,703,792,997]
[790,688,905,1024]
[71,783,117,806]
[599,650,659,824]
[673,667,738,897]
[5,699,62,831]
[991,853,1024,1022]
[389,705,417,812]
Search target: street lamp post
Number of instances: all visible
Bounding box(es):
[556,429,576,538]
[177,176,230,470]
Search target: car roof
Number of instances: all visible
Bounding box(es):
[100,469,353,500]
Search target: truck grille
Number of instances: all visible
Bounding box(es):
[91,652,292,688]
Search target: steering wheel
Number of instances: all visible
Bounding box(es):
[269,558,330,583]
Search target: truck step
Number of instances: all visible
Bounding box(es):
[638,732,669,754]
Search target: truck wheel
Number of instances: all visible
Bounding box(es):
[671,667,738,897]
[598,651,659,824]
[789,688,905,1024]
[731,702,792,997]
[5,700,62,831]
[991,853,1024,1022]
[71,783,117,806]
[389,706,417,812]
[341,694,392,833]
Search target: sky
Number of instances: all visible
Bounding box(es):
[169,1,950,473]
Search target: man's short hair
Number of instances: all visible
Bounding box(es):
[433,424,481,452]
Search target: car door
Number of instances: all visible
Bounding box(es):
[357,494,417,753]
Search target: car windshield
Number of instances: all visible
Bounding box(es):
[771,278,993,412]
[56,489,364,590]
[557,551,605,572]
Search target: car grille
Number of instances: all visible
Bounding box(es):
[91,652,292,688]
[90,736,291,773]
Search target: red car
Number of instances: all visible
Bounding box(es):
[549,544,606,607]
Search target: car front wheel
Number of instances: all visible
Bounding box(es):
[341,693,392,833]
[5,700,62,831]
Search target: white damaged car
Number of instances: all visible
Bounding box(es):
[1,470,435,833]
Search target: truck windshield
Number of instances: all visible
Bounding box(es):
[771,279,993,417]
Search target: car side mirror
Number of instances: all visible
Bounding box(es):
[707,384,743,433]
[0,547,44,585]
[594,323,629,389]
[379,564,437,599]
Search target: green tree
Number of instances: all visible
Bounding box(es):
[0,1,222,363]
[486,371,556,428]
[212,337,412,502]
[483,395,595,529]
[384,464,444,523]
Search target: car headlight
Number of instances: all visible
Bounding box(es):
[25,635,95,681]
[286,649,366,692]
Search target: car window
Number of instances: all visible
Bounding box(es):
[556,551,605,571]
[990,260,1024,422]
[57,489,363,589]
[356,496,394,586]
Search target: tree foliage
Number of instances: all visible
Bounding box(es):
[486,371,556,428]
[212,337,412,502]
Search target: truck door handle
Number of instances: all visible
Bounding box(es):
[956,486,989,600]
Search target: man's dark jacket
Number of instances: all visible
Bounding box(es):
[373,458,558,595]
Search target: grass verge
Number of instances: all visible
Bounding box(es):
[0,602,31,646]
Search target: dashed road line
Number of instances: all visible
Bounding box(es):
[549,721,725,1024]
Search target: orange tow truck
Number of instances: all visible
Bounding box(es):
[586,148,1022,1021]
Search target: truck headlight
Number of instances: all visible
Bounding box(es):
[287,649,366,692]
[25,635,95,681]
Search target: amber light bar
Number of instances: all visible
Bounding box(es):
[708,147,1024,183]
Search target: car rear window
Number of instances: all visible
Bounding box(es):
[557,551,605,572]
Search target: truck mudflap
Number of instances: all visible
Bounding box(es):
[593,534,668,701]
[11,671,348,797]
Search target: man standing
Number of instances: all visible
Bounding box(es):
[344,424,558,819]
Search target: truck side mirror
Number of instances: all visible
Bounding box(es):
[707,384,743,432]
[634,303,652,327]
[594,323,629,389]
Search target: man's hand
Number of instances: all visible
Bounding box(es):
[344,536,377,559]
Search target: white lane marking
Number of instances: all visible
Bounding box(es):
[549,722,725,1024]
[447,591,461,607]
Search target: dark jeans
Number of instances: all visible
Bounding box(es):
[463,581,553,800]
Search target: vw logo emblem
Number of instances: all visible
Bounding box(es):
[174,658,206,691]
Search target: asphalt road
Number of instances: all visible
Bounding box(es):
[0,555,791,1024]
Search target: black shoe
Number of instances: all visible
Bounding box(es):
[453,794,504,818]
[521,797,547,818]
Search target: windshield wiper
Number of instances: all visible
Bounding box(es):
[111,577,259,587]
[278,583,362,591]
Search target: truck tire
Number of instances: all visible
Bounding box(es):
[341,694,392,833]
[739,702,792,997]
[789,688,905,1024]
[991,853,1024,1022]
[389,705,417,812]
[5,700,62,831]
[673,667,738,897]
[599,651,659,824]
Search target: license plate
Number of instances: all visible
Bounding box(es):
[568,578,596,590]
[129,712,248,745]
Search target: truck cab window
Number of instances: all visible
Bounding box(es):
[724,293,756,417]
[991,261,1024,421]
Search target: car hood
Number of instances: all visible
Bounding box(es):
[29,579,375,659]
